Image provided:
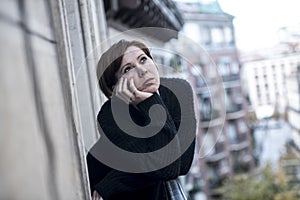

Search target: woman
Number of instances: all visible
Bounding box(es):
[86,40,196,200]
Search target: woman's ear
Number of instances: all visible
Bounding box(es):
[111,85,115,95]
[109,85,115,98]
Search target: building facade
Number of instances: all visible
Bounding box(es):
[242,47,300,152]
[174,0,255,199]
[280,24,300,156]
[242,53,300,111]
[242,23,300,194]
[286,61,300,152]
[0,0,185,199]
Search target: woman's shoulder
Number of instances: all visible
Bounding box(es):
[160,78,193,92]
[159,78,193,99]
[97,99,112,122]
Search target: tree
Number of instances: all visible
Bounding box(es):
[224,164,298,200]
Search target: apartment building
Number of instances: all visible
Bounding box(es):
[174,0,255,199]
[286,61,300,153]
[280,24,300,156]
[242,48,300,150]
[242,53,300,110]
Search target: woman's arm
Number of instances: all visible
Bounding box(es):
[98,92,182,180]
[91,78,196,198]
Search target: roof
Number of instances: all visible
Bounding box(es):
[174,0,233,17]
[198,0,224,14]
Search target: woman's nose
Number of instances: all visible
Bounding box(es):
[136,65,147,77]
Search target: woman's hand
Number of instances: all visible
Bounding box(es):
[114,77,153,104]
[92,190,103,200]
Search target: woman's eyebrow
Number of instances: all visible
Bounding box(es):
[137,53,144,60]
[121,62,131,69]
[121,53,144,69]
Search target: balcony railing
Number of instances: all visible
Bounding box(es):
[205,142,227,162]
[104,0,184,42]
[229,133,249,151]
[229,132,247,144]
[226,103,243,113]
[200,117,223,128]
[215,142,225,154]
[222,73,240,82]
[226,104,245,120]
[200,108,220,121]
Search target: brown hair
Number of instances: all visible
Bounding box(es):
[96,40,153,98]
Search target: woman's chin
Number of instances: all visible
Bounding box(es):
[142,85,159,94]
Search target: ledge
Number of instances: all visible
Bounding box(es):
[104,0,184,42]
[230,141,249,151]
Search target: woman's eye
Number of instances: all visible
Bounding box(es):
[123,66,133,74]
[140,56,147,63]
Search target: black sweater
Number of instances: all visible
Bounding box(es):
[86,78,196,200]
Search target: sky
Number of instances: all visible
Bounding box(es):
[177,0,300,51]
[218,0,300,51]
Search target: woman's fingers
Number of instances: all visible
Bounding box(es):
[121,78,132,103]
[114,77,132,103]
[92,190,104,200]
[114,77,153,104]
[129,78,152,104]
[129,78,138,99]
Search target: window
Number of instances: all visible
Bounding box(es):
[272,65,275,71]
[228,122,237,143]
[218,62,231,76]
[265,83,269,89]
[225,88,233,107]
[237,119,247,133]
[219,159,229,174]
[200,97,212,121]
[231,62,239,74]
[262,66,266,74]
[200,26,211,45]
[184,23,201,43]
[211,27,224,45]
[224,27,233,44]
[202,132,215,156]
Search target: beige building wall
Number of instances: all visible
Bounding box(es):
[0,0,108,199]
[244,54,300,111]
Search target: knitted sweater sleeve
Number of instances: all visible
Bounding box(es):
[169,79,196,175]
[135,92,182,180]
[88,93,181,198]
[99,92,182,180]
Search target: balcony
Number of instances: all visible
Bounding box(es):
[222,73,240,82]
[226,104,245,120]
[232,150,252,173]
[217,165,230,177]
[200,117,223,128]
[200,108,220,122]
[208,168,229,190]
[205,142,227,163]
[223,79,241,89]
[195,78,224,99]
[229,133,250,151]
[209,177,223,190]
[103,0,184,42]
[226,103,242,113]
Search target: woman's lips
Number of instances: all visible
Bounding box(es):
[144,78,155,85]
[138,78,155,91]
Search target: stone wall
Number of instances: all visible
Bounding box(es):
[0,0,108,199]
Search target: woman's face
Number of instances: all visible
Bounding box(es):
[115,46,160,94]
